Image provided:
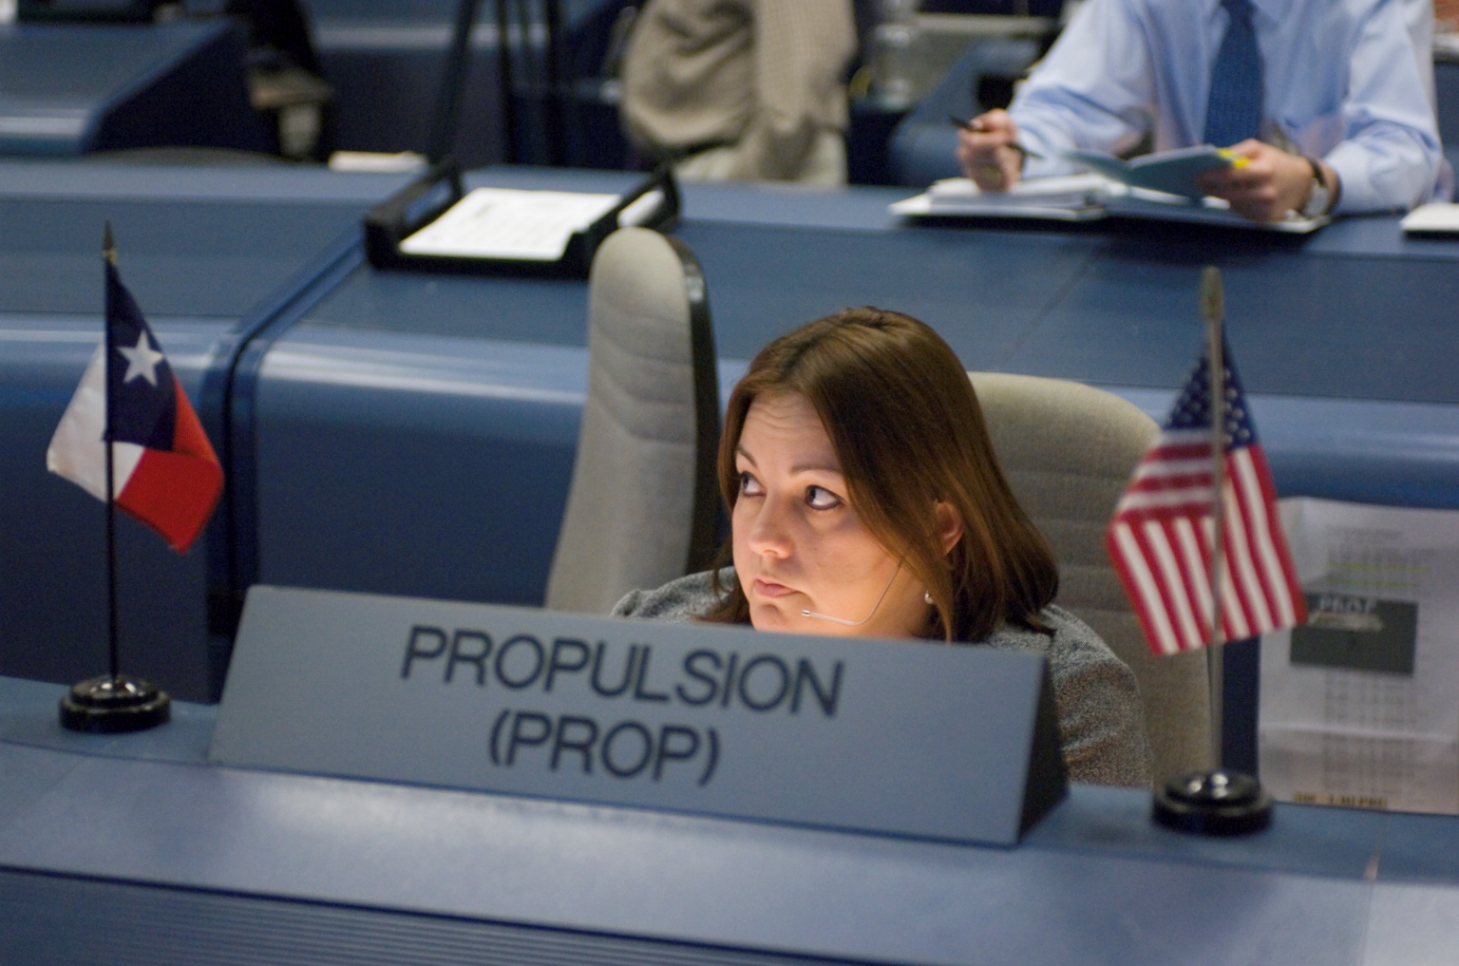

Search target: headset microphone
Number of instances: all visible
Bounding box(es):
[800,561,903,626]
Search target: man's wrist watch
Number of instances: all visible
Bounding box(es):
[1300,158,1332,218]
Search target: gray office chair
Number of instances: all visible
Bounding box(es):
[545,227,721,615]
[970,372,1214,784]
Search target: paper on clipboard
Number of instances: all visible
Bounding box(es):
[1259,497,1459,814]
[400,188,621,261]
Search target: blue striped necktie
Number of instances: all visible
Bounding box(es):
[1203,0,1264,147]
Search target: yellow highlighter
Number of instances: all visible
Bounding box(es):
[1217,148,1251,169]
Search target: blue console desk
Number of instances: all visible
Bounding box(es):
[2,673,1458,965]
[0,21,269,156]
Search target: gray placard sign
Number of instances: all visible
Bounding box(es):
[210,586,1066,845]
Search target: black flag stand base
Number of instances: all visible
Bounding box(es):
[1153,769,1272,836]
[59,674,171,734]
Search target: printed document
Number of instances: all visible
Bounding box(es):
[401,188,621,261]
[1259,497,1459,814]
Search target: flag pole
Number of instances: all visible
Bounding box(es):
[1201,266,1226,770]
[103,223,121,684]
[57,224,171,734]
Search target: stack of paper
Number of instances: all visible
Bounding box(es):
[891,174,1109,221]
[400,188,623,261]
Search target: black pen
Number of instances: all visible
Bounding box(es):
[947,115,1044,161]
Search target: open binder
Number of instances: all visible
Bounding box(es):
[363,163,681,276]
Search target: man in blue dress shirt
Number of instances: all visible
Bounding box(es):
[956,0,1444,221]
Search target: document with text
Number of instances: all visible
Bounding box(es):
[1259,497,1459,814]
[400,188,621,261]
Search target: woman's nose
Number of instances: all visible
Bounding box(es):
[745,498,794,558]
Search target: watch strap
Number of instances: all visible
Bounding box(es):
[1301,157,1331,218]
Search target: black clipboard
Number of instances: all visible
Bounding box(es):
[362,162,681,277]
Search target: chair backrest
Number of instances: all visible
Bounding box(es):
[545,227,720,615]
[970,371,1213,783]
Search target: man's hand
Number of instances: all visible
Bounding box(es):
[955,109,1024,192]
[1197,140,1335,222]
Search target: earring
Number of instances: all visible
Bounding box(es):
[924,591,934,605]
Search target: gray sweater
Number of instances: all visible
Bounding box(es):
[614,569,1153,788]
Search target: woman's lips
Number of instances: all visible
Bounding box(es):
[752,578,796,599]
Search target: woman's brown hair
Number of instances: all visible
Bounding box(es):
[706,307,1058,642]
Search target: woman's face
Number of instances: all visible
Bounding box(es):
[731,391,931,638]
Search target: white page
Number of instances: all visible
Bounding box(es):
[1401,202,1459,233]
[400,188,621,261]
[925,174,1110,208]
[1259,497,1459,814]
[1259,726,1456,813]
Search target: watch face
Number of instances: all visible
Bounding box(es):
[1303,180,1330,218]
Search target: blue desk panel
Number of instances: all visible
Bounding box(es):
[1,675,1457,965]
[1015,224,1459,404]
[0,161,413,698]
[0,21,269,156]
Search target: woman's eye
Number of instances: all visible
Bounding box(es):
[805,485,842,510]
[739,472,764,497]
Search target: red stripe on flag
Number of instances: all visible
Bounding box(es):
[1148,442,1212,461]
[1130,521,1188,652]
[117,449,224,552]
[1125,471,1213,494]
[1149,519,1205,651]
[1216,480,1257,635]
[1212,517,1252,641]
[1171,516,1212,645]
[171,375,220,464]
[1244,445,1308,626]
[1227,453,1281,632]
[114,379,223,553]
[1107,523,1178,655]
[1194,517,1234,643]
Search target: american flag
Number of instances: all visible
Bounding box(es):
[1106,342,1306,656]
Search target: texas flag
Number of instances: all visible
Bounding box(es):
[46,251,223,553]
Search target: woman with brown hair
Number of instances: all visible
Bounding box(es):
[614,307,1150,787]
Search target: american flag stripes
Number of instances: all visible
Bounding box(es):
[1106,342,1306,656]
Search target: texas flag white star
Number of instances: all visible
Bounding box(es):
[117,332,165,386]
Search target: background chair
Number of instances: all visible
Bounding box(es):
[970,371,1213,783]
[545,227,721,615]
